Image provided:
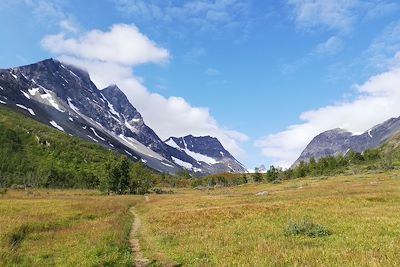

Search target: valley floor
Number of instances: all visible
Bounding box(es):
[0,190,138,266]
[1,172,400,266]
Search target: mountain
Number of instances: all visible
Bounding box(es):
[0,105,135,188]
[258,164,267,173]
[164,135,247,174]
[0,58,245,175]
[293,116,400,166]
[100,84,171,159]
[0,58,178,174]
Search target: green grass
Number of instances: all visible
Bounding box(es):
[284,219,332,238]
[0,189,140,267]
[2,173,400,266]
[135,172,400,266]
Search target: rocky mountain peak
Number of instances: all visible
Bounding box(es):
[0,58,247,176]
[101,84,142,122]
[164,135,246,174]
[166,135,230,160]
[293,116,400,167]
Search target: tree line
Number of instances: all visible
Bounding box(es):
[250,148,385,184]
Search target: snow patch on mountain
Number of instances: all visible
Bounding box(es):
[368,129,373,138]
[16,104,35,116]
[28,87,39,96]
[87,135,98,142]
[90,127,106,141]
[67,97,79,112]
[50,120,64,131]
[166,137,217,165]
[165,138,180,149]
[20,90,30,99]
[41,91,64,112]
[60,64,81,80]
[172,156,193,169]
[10,72,17,80]
[185,149,217,165]
[161,161,174,168]
[124,150,133,156]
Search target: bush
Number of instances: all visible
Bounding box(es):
[149,188,174,194]
[191,173,248,188]
[0,188,7,195]
[284,219,332,238]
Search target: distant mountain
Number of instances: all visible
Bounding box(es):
[165,135,247,174]
[258,164,267,173]
[0,58,246,175]
[293,116,400,167]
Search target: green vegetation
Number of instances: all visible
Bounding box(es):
[252,137,400,184]
[0,106,161,194]
[0,106,248,193]
[1,106,400,265]
[284,219,332,238]
[191,172,249,188]
[0,189,139,266]
[102,158,154,195]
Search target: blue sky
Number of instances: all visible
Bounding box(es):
[2,0,400,169]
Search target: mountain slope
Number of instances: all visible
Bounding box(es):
[0,58,179,174]
[101,84,170,158]
[0,105,130,187]
[165,135,247,174]
[0,59,246,175]
[293,116,400,166]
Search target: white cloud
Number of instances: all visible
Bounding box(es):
[287,0,398,33]
[314,36,344,55]
[363,1,399,21]
[59,18,79,33]
[287,0,359,32]
[113,0,251,33]
[42,24,170,66]
[41,24,248,159]
[364,20,400,69]
[256,61,400,167]
[1,0,83,33]
[3,0,67,23]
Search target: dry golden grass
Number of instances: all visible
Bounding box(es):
[0,189,141,267]
[2,173,400,266]
[137,173,400,266]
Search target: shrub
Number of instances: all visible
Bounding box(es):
[0,188,7,195]
[284,219,332,238]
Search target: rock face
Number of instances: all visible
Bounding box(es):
[165,135,247,174]
[293,117,400,167]
[0,58,246,175]
[0,58,177,174]
[101,85,170,159]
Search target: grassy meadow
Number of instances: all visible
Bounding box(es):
[0,190,139,267]
[1,172,400,266]
[137,172,400,266]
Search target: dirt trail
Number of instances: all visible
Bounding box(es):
[129,204,180,267]
[129,207,150,267]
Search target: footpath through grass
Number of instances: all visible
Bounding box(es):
[1,173,400,266]
[0,189,140,267]
[136,172,400,266]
